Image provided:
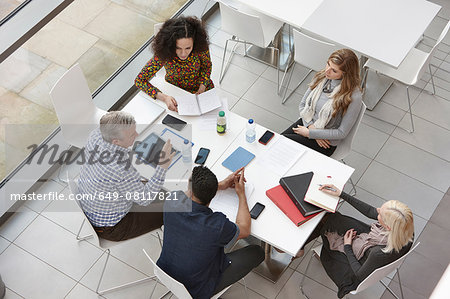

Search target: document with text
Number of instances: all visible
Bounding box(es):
[176,89,221,116]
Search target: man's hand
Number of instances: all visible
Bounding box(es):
[292,125,309,137]
[164,95,178,112]
[344,229,357,245]
[316,139,331,148]
[159,139,175,169]
[195,83,206,95]
[234,168,246,197]
[218,167,246,190]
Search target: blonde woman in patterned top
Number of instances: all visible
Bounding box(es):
[135,16,214,111]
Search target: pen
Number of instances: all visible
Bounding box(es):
[318,184,337,192]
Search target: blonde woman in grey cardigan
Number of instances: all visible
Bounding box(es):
[282,49,362,156]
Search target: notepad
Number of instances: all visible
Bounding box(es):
[176,89,222,116]
[222,147,255,172]
[304,173,340,213]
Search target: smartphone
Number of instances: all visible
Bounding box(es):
[194,147,210,165]
[258,130,275,145]
[250,203,265,219]
[162,114,187,131]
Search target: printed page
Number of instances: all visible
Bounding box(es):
[198,98,229,131]
[209,182,255,220]
[176,94,201,116]
[197,89,222,114]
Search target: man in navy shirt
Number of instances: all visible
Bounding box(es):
[157,166,264,298]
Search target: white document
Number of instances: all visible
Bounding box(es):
[176,89,221,116]
[305,174,340,213]
[257,137,306,177]
[209,182,254,220]
[197,98,229,131]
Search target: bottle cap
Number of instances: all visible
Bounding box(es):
[184,139,189,144]
[219,111,225,117]
[248,119,254,124]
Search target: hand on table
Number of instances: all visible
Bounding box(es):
[344,229,357,245]
[219,167,246,190]
[163,95,178,112]
[319,184,342,197]
[159,139,175,169]
[195,84,206,95]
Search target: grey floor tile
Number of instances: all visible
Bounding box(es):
[231,100,292,134]
[0,244,76,298]
[352,123,390,159]
[392,115,450,161]
[342,151,372,184]
[380,82,421,111]
[210,29,234,49]
[413,214,428,240]
[412,90,450,130]
[375,137,450,192]
[276,270,336,299]
[65,283,106,299]
[346,278,392,299]
[0,236,10,254]
[416,221,450,268]
[14,215,103,281]
[242,77,300,122]
[227,53,269,76]
[363,101,406,134]
[0,205,38,242]
[358,162,443,220]
[261,64,314,97]
[390,251,445,298]
[218,63,259,97]
[381,280,426,299]
[242,267,294,299]
[221,281,267,299]
[4,288,25,299]
[429,193,450,230]
[23,179,66,213]
[295,249,338,292]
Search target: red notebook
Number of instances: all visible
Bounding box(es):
[266,185,319,226]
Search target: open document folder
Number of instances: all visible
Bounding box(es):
[176,89,221,116]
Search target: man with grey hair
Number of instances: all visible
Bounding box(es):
[78,111,174,241]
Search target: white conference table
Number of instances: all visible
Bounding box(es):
[129,73,354,281]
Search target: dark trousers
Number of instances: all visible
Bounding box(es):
[94,210,164,242]
[281,119,336,157]
[213,245,265,294]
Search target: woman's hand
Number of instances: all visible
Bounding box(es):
[316,139,331,148]
[292,125,309,137]
[319,184,342,197]
[163,94,178,112]
[195,84,206,95]
[344,229,357,245]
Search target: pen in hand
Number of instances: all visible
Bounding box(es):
[318,184,337,192]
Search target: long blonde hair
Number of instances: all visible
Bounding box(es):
[380,200,414,253]
[310,49,361,117]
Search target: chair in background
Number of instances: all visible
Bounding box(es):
[50,63,106,149]
[302,242,420,299]
[363,21,450,133]
[218,1,284,90]
[330,102,367,196]
[67,173,161,295]
[281,29,339,103]
[142,249,234,299]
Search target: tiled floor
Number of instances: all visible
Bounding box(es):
[1,1,450,298]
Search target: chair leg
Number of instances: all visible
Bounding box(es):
[428,64,436,95]
[299,238,320,298]
[278,47,294,96]
[76,218,93,241]
[396,268,405,299]
[242,277,249,298]
[275,47,281,94]
[96,248,157,295]
[406,86,415,133]
[380,280,401,299]
[219,39,230,84]
[283,69,312,104]
[219,39,238,84]
[341,160,357,196]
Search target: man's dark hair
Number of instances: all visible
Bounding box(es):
[152,16,209,62]
[191,166,218,205]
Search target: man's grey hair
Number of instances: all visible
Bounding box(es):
[99,111,136,143]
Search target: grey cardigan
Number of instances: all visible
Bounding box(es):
[299,84,363,146]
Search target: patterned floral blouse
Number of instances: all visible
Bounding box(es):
[135,50,214,99]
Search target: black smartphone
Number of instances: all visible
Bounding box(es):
[194,147,210,165]
[162,114,187,131]
[258,130,275,145]
[250,202,265,219]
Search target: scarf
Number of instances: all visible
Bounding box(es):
[325,222,388,260]
[299,78,342,129]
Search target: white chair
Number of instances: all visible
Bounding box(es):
[142,249,232,299]
[281,29,339,103]
[50,63,107,149]
[306,242,420,299]
[218,1,284,90]
[67,174,161,295]
[330,102,367,195]
[363,21,450,133]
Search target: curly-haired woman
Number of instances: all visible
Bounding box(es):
[135,16,214,111]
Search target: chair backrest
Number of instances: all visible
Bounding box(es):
[330,102,366,160]
[50,63,106,148]
[351,242,420,294]
[142,249,193,299]
[293,29,339,72]
[154,22,163,35]
[219,2,265,47]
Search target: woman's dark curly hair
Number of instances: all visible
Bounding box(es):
[152,16,209,62]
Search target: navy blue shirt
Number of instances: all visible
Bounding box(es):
[157,191,239,299]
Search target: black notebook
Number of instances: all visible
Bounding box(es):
[279,172,323,216]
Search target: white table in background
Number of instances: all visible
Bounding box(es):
[302,0,441,109]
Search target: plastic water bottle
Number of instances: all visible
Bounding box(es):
[182,139,191,163]
[217,111,227,134]
[246,119,256,143]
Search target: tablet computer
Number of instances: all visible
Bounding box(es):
[134,133,178,168]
